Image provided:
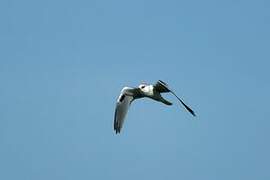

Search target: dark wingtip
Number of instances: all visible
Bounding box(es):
[114,126,121,134]
[172,94,196,117]
[179,99,196,117]
[185,106,196,117]
[114,124,121,134]
[190,110,196,117]
[114,129,120,134]
[114,107,121,134]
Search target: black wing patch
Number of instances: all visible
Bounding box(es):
[154,80,170,93]
[119,94,126,102]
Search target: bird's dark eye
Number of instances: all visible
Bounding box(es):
[141,85,145,89]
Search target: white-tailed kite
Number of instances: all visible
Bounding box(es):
[114,80,196,134]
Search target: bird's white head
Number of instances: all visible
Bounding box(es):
[138,83,153,95]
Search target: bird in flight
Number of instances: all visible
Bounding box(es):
[114,80,196,134]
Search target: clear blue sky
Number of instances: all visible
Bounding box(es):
[1,0,269,179]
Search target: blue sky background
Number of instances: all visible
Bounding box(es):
[1,0,270,179]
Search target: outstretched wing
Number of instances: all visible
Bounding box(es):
[114,90,134,134]
[154,80,196,116]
